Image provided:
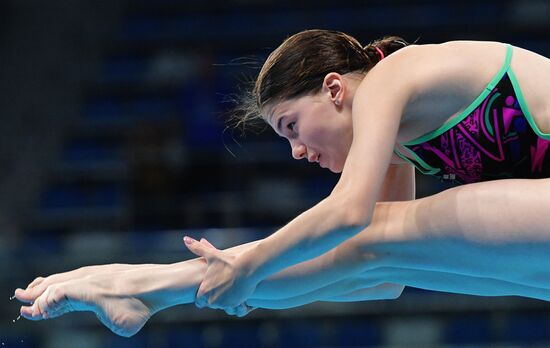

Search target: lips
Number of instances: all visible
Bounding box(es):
[319,155,325,167]
[308,153,319,163]
[307,153,326,168]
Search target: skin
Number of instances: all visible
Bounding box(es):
[188,40,550,310]
[13,40,550,337]
[14,178,550,337]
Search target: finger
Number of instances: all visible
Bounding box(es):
[196,293,221,310]
[194,298,205,309]
[200,238,217,249]
[194,282,206,309]
[234,304,246,317]
[235,303,256,318]
[195,293,208,309]
[184,236,213,259]
[224,306,237,316]
[206,295,228,310]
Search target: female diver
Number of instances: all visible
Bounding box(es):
[14,30,550,337]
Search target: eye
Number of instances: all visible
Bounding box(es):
[287,122,296,131]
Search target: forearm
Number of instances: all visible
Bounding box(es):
[325,283,404,302]
[249,281,403,310]
[115,240,261,311]
[241,196,370,284]
[119,230,376,311]
[364,267,550,301]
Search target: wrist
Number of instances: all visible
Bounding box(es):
[236,243,264,285]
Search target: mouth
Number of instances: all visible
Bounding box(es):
[318,154,325,168]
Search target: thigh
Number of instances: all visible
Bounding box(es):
[357,178,550,287]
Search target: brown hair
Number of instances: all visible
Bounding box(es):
[231,29,409,132]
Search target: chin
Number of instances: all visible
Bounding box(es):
[328,164,344,173]
[321,157,344,173]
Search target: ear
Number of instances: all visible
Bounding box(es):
[322,72,344,106]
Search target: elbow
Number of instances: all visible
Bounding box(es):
[327,190,373,230]
[340,205,372,230]
[387,284,405,300]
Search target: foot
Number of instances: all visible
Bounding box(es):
[15,271,156,337]
[15,263,154,301]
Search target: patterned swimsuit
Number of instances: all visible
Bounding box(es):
[394,44,550,184]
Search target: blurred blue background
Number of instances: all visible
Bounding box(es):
[1,0,550,347]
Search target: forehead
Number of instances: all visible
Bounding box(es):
[264,95,317,127]
[264,99,292,126]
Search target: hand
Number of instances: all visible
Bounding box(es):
[193,238,257,317]
[184,236,258,314]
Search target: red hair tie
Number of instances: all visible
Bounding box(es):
[375,47,385,60]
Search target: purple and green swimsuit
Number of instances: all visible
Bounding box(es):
[394,44,550,184]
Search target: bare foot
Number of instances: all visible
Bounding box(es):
[16,272,156,337]
[14,264,156,306]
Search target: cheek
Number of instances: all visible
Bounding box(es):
[332,126,353,165]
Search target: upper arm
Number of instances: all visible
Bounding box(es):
[332,49,418,222]
[378,163,416,202]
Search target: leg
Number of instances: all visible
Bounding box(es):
[16,178,550,335]
[362,178,550,288]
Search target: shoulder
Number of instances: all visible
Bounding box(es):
[375,41,507,74]
[361,40,510,100]
[383,40,508,63]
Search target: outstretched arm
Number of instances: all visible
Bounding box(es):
[14,232,399,337]
[189,57,414,309]
[16,176,550,337]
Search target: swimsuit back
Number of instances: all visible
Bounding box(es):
[394,44,550,184]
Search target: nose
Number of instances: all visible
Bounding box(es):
[291,142,307,160]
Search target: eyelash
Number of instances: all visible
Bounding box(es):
[287,122,296,132]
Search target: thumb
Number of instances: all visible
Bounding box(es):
[200,238,217,250]
[184,236,210,258]
[236,303,256,318]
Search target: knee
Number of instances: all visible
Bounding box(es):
[351,237,391,270]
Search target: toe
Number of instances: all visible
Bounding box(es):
[20,306,42,321]
[15,288,35,304]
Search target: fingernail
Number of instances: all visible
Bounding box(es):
[184,236,196,245]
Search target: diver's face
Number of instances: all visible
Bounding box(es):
[266,94,353,173]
